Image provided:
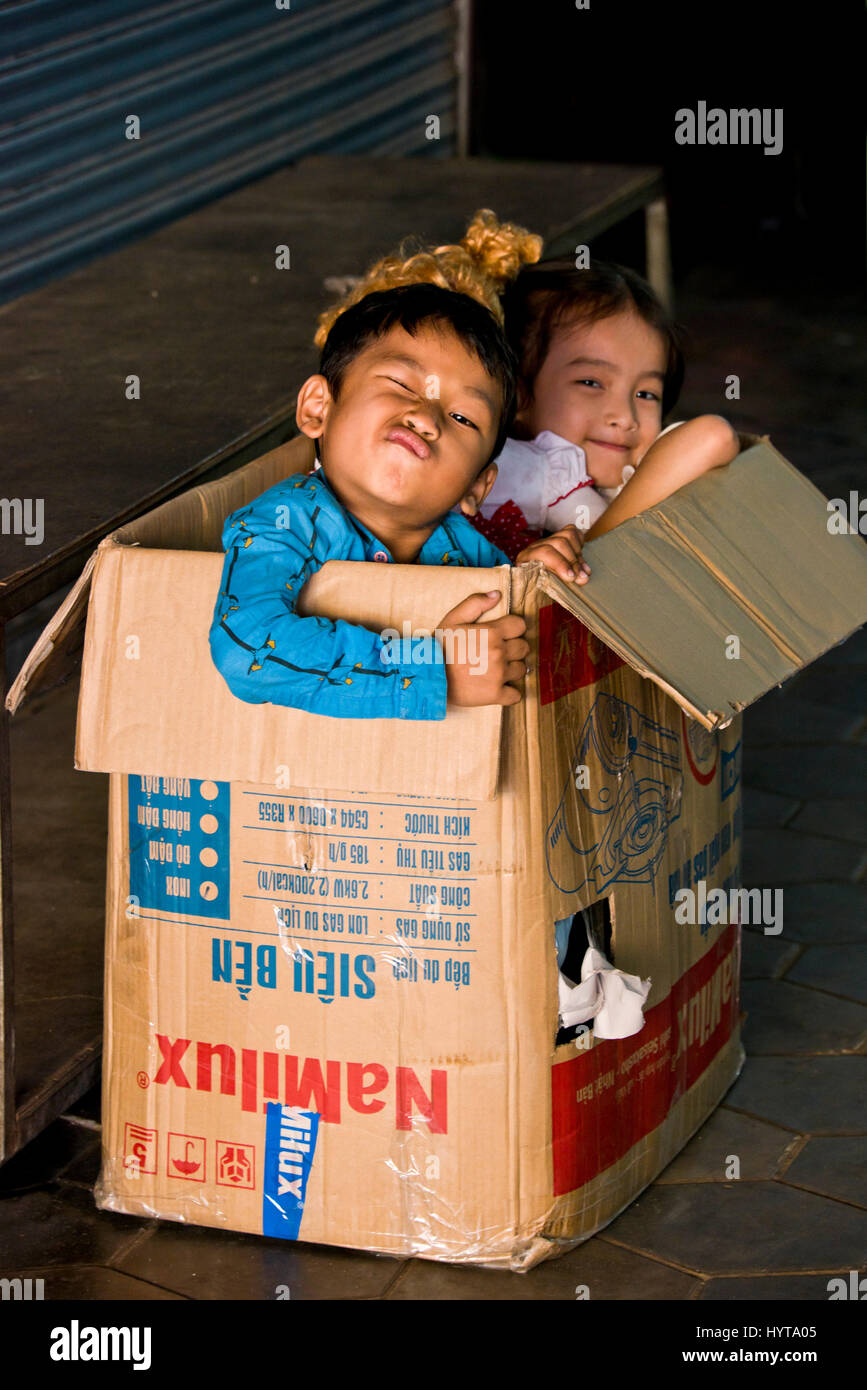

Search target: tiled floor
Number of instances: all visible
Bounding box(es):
[1,263,865,1299]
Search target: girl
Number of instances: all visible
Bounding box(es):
[469,253,741,560]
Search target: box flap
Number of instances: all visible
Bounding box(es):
[74,547,508,799]
[4,544,102,716]
[5,434,316,716]
[539,439,867,729]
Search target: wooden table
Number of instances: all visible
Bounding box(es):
[0,153,668,1162]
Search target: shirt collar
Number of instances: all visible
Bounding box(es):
[314,465,453,564]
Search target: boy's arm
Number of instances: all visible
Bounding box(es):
[584,415,740,541]
[209,502,448,721]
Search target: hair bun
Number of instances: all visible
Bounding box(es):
[313,208,544,348]
[456,209,543,288]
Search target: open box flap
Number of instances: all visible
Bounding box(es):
[4,542,104,716]
[538,439,867,729]
[5,434,316,716]
[73,547,508,799]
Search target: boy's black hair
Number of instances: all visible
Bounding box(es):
[317,283,517,466]
[501,258,686,421]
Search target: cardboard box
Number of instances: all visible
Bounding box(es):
[9,434,867,1271]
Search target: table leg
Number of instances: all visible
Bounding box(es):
[645,196,673,312]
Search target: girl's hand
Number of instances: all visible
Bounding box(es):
[515,525,591,584]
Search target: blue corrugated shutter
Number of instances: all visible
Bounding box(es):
[0,0,458,302]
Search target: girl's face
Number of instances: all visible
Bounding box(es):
[515,307,667,488]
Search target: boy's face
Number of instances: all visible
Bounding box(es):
[515,308,666,488]
[297,322,503,536]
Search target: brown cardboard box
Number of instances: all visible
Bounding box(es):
[8,434,867,1270]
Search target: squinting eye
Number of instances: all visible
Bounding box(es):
[450,413,477,430]
[388,377,414,393]
[637,390,660,401]
[573,379,601,388]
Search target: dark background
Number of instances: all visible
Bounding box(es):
[469,0,866,292]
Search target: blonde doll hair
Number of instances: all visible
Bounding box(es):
[313,209,544,349]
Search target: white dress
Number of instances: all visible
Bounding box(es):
[481,423,686,534]
[480,430,609,534]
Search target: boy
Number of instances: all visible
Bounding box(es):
[209,283,588,720]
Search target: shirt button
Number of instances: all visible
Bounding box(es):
[372,550,390,562]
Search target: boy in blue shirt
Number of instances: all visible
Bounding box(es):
[209,283,587,720]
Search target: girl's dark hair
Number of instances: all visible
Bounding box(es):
[318,282,517,465]
[501,258,685,421]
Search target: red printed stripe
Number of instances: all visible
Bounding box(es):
[551,923,739,1195]
[538,603,625,705]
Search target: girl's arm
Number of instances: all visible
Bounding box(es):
[584,415,741,541]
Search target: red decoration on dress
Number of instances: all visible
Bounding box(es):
[468,500,544,564]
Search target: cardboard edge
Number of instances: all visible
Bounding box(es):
[7,435,316,719]
[73,543,118,772]
[531,563,726,732]
[72,547,509,799]
[4,537,129,716]
[534,434,867,730]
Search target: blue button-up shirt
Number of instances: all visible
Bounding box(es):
[209,467,510,721]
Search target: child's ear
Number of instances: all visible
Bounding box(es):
[296,375,333,441]
[459,463,498,516]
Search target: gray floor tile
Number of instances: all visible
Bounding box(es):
[785,945,867,1005]
[741,931,801,979]
[782,1137,867,1208]
[3,1265,185,1300]
[743,695,862,748]
[788,800,867,847]
[743,788,801,829]
[742,828,862,886]
[655,1108,799,1183]
[743,744,867,802]
[741,979,867,1054]
[0,1183,146,1268]
[725,1056,867,1132]
[777,883,867,944]
[602,1181,867,1275]
[0,1119,100,1195]
[699,1272,862,1300]
[385,1237,698,1299]
[114,1221,404,1299]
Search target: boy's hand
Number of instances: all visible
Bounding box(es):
[515,525,590,584]
[439,591,529,707]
